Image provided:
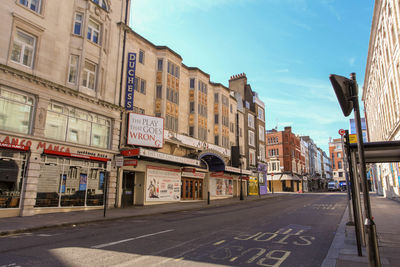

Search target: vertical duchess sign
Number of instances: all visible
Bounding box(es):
[125,53,136,110]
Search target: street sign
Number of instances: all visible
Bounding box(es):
[338,129,345,136]
[115,156,124,167]
[349,134,357,144]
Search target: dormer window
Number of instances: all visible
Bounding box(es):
[92,0,108,11]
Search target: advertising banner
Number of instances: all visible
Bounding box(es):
[248,176,259,195]
[128,113,164,148]
[146,166,181,202]
[210,178,233,196]
[125,53,136,110]
[79,173,87,191]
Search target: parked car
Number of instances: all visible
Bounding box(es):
[327,181,340,191]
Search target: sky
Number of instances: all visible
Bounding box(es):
[130,0,374,153]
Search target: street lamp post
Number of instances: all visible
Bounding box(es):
[239,157,243,200]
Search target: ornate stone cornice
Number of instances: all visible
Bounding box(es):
[0,64,123,112]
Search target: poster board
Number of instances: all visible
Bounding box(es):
[146,166,181,202]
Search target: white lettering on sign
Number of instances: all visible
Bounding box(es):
[128,113,164,148]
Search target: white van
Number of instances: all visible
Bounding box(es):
[327,181,339,191]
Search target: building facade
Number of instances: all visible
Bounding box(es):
[0,0,127,217]
[266,127,303,192]
[329,138,345,184]
[362,0,400,199]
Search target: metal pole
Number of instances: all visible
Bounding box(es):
[240,160,243,200]
[341,134,354,225]
[350,73,380,266]
[345,130,363,256]
[103,172,108,217]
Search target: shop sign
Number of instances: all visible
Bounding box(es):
[181,171,205,179]
[248,176,259,195]
[0,134,112,162]
[124,159,138,166]
[125,52,136,110]
[140,148,200,166]
[120,148,140,157]
[146,166,181,202]
[164,130,230,157]
[0,135,30,151]
[210,172,233,179]
[224,166,252,175]
[128,113,164,148]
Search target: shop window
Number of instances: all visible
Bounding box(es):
[0,149,28,209]
[0,88,34,134]
[11,29,36,68]
[35,156,106,208]
[45,102,111,148]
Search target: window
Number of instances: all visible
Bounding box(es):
[337,152,341,158]
[189,126,194,137]
[338,161,342,169]
[68,55,79,84]
[0,88,34,134]
[214,114,219,124]
[140,79,146,94]
[248,130,255,146]
[259,125,265,142]
[11,29,36,68]
[45,102,111,148]
[139,50,145,64]
[73,13,83,35]
[248,114,255,129]
[92,0,108,10]
[230,104,233,113]
[190,102,195,113]
[257,107,264,121]
[87,20,100,44]
[157,59,163,71]
[230,122,235,133]
[156,85,162,99]
[338,172,343,177]
[214,135,219,145]
[214,93,219,103]
[19,0,41,13]
[245,101,250,109]
[249,149,256,166]
[82,61,97,90]
[222,95,229,106]
[259,145,266,162]
[167,61,179,78]
[190,78,195,89]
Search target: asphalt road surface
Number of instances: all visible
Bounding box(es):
[0,193,347,267]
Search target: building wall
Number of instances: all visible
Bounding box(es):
[329,138,345,182]
[362,0,400,199]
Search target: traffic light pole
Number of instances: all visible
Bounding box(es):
[350,73,380,267]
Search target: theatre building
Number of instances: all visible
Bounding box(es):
[115,28,255,206]
[0,0,126,217]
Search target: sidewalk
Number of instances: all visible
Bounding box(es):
[0,194,284,236]
[322,193,400,266]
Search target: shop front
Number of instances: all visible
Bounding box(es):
[248,176,259,196]
[119,147,201,206]
[257,163,268,195]
[181,168,206,200]
[209,172,234,199]
[0,134,114,217]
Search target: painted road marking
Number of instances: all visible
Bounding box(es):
[91,229,174,249]
[174,257,184,261]
[213,240,226,245]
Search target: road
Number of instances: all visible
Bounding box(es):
[0,193,347,267]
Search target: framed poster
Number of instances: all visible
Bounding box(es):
[146,166,181,202]
[79,173,87,191]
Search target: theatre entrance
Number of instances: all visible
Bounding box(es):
[181,178,203,200]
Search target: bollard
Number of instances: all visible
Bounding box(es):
[207,191,210,205]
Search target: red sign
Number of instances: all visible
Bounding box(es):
[120,148,140,157]
[123,159,138,166]
[338,129,345,136]
[271,173,274,177]
[43,149,109,162]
